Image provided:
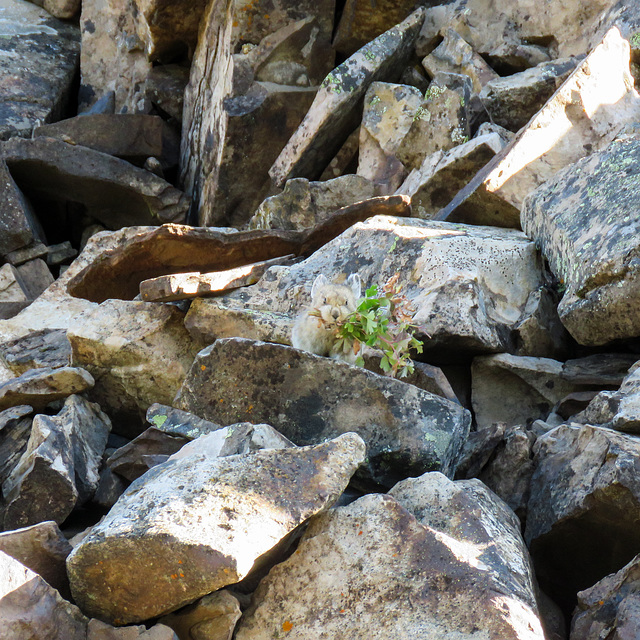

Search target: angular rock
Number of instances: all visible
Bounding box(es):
[139,256,295,302]
[145,65,189,122]
[15,258,54,300]
[319,126,360,180]
[86,620,179,639]
[35,115,180,170]
[522,134,640,345]
[248,175,375,231]
[0,159,37,257]
[0,405,32,485]
[27,0,79,19]
[0,366,94,412]
[160,590,241,640]
[526,423,640,612]
[0,0,79,140]
[357,81,422,192]
[236,474,544,639]
[395,72,472,172]
[422,28,499,93]
[471,354,587,430]
[4,242,48,267]
[0,550,88,639]
[570,554,640,640]
[479,57,580,132]
[561,353,637,386]
[0,264,29,306]
[269,9,425,187]
[3,137,189,230]
[176,338,470,488]
[68,300,199,437]
[0,521,72,595]
[67,433,366,623]
[398,129,507,222]
[46,242,77,267]
[145,403,223,439]
[195,216,548,356]
[0,329,71,375]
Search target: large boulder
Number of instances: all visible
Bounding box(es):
[235,473,545,639]
[175,338,470,488]
[66,433,365,623]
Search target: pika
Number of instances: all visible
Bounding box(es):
[291,273,361,362]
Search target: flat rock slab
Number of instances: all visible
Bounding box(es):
[175,338,471,488]
[0,0,79,140]
[526,423,640,612]
[3,137,189,230]
[236,474,544,639]
[0,366,94,412]
[139,255,295,302]
[522,133,640,345]
[67,433,365,623]
[0,329,70,376]
[270,8,425,186]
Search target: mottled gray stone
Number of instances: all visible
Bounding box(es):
[0,405,32,486]
[176,338,471,488]
[0,159,37,257]
[67,433,365,623]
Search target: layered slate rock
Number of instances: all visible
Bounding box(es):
[189,216,548,355]
[570,554,640,640]
[68,300,200,436]
[525,423,640,611]
[0,550,88,640]
[236,473,545,639]
[175,339,471,488]
[522,133,640,345]
[0,366,94,412]
[67,433,366,624]
[3,137,189,230]
[0,405,32,485]
[0,0,80,140]
[270,8,425,187]
[0,329,70,375]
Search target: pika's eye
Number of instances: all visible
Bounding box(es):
[321,296,327,304]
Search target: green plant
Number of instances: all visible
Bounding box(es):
[335,274,424,378]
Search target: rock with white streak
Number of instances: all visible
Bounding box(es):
[66,433,366,623]
[0,405,32,486]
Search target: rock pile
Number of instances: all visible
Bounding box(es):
[2,0,640,638]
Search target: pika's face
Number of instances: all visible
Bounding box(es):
[312,284,357,327]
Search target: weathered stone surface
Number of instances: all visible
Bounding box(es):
[0,405,32,485]
[197,216,547,355]
[0,158,37,257]
[422,28,499,93]
[4,242,47,267]
[248,175,375,231]
[176,338,470,488]
[160,590,241,640]
[67,433,365,623]
[3,137,189,230]
[68,300,199,436]
[15,258,54,300]
[139,256,294,302]
[46,242,77,267]
[86,620,179,639]
[395,73,472,172]
[471,354,587,430]
[145,65,189,122]
[35,115,180,170]
[357,81,422,192]
[0,549,88,639]
[0,0,79,140]
[269,8,425,187]
[0,264,28,306]
[522,134,640,345]
[0,366,94,412]
[571,553,640,640]
[236,474,544,639]
[319,126,360,180]
[0,521,72,595]
[526,423,640,612]
[398,129,507,223]
[145,403,223,439]
[479,57,580,132]
[27,0,80,19]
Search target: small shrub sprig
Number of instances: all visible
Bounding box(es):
[335,274,424,378]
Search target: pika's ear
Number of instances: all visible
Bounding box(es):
[311,274,329,298]
[346,273,361,299]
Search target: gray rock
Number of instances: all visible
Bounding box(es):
[0,366,94,412]
[15,258,54,300]
[0,520,72,596]
[269,8,425,187]
[0,158,38,257]
[67,433,366,623]
[0,329,71,376]
[145,65,189,122]
[145,404,223,439]
[0,0,79,140]
[46,242,77,267]
[526,423,640,612]
[522,133,640,345]
[571,553,640,640]
[175,338,470,488]
[235,473,545,639]
[3,242,48,267]
[0,550,88,639]
[3,137,189,230]
[0,405,32,486]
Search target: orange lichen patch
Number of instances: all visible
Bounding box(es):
[358,530,363,535]
[200,365,207,371]
[282,620,293,632]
